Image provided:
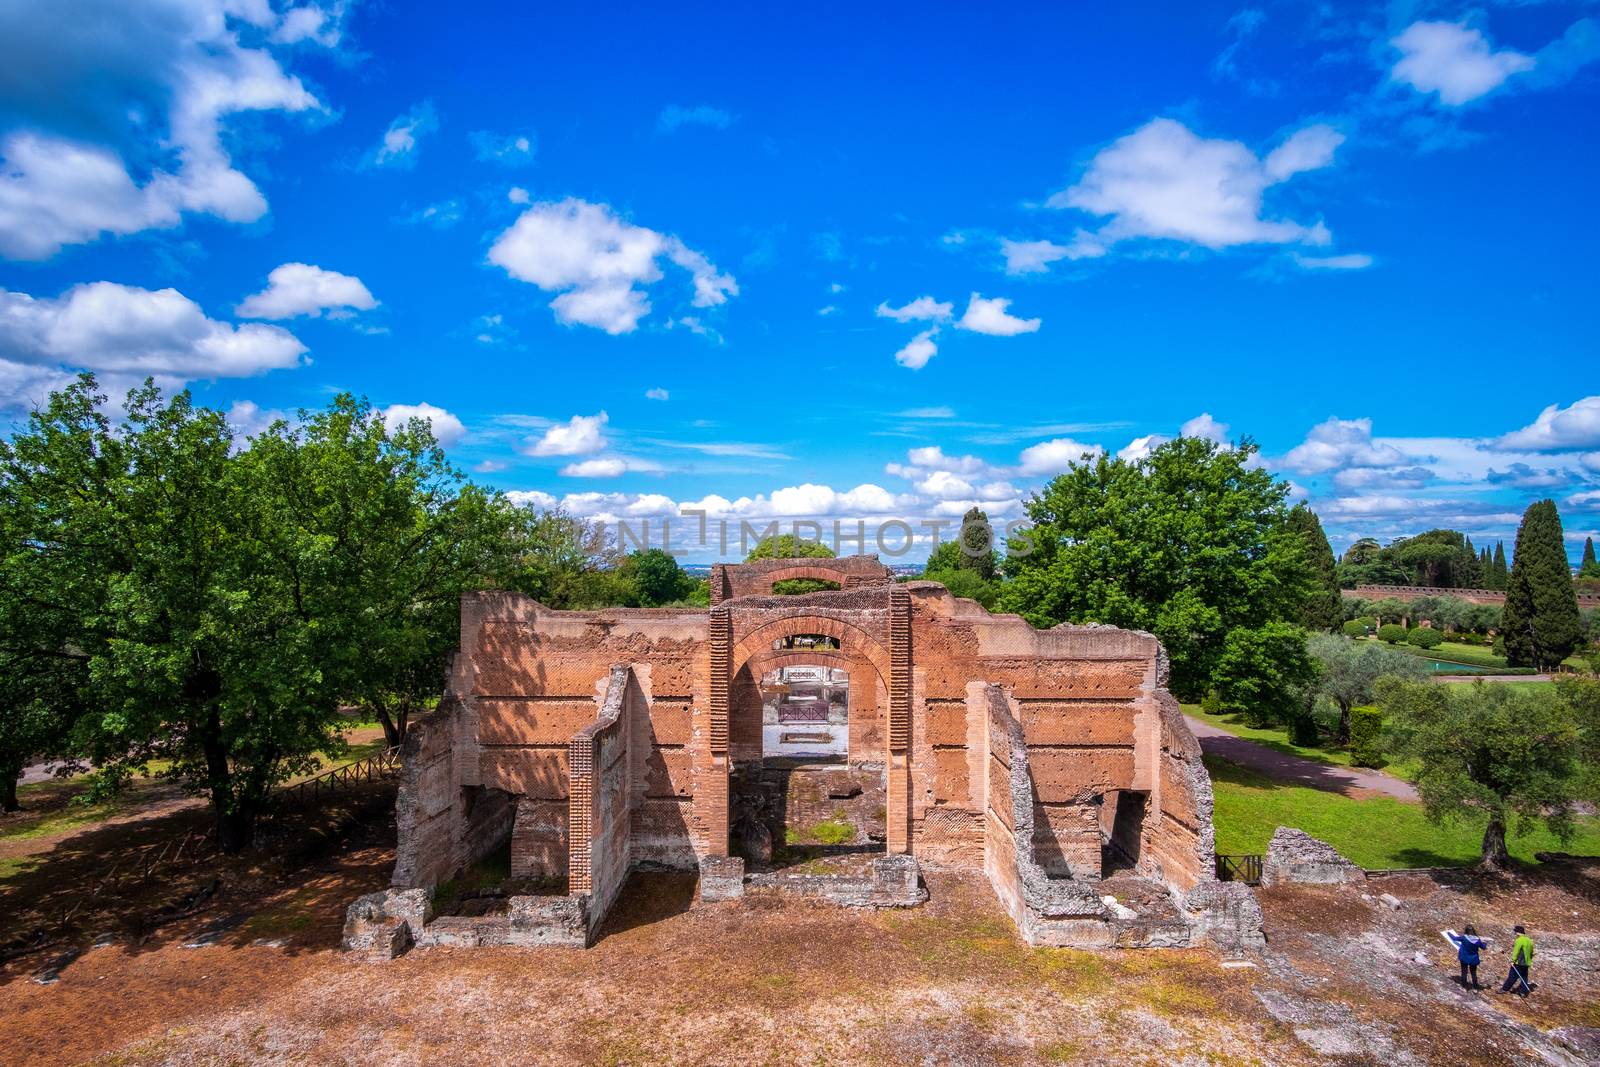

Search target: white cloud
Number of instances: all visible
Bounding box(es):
[1391,21,1535,106]
[469,130,535,165]
[1569,488,1600,510]
[645,387,670,401]
[817,305,839,316]
[369,101,438,168]
[1294,253,1373,271]
[1047,118,1339,257]
[272,4,344,47]
[916,469,976,499]
[886,446,993,480]
[657,105,734,134]
[1179,412,1230,444]
[1331,466,1434,492]
[508,186,530,205]
[236,263,377,319]
[1262,124,1344,182]
[1497,397,1600,450]
[898,406,956,419]
[0,0,327,260]
[561,457,628,478]
[487,198,736,334]
[1000,238,1070,275]
[1118,433,1170,461]
[0,281,306,401]
[226,399,288,438]
[397,199,463,228]
[524,412,609,457]
[1281,417,1407,474]
[956,293,1040,336]
[1485,463,1572,490]
[383,402,466,446]
[876,296,953,323]
[1016,437,1104,476]
[505,489,559,510]
[894,328,939,370]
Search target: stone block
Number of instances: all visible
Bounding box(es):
[1261,827,1366,888]
[699,855,746,901]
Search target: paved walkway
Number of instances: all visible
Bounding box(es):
[1183,713,1419,801]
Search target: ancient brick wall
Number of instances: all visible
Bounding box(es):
[568,666,637,927]
[383,565,1222,950]
[709,554,895,603]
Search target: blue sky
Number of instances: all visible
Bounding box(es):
[2,0,1598,563]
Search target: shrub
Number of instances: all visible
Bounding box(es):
[1287,710,1319,746]
[1407,627,1444,649]
[1200,689,1222,716]
[1349,705,1384,767]
[1342,619,1368,638]
[1377,624,1408,644]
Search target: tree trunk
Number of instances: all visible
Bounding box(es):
[1336,700,1352,745]
[375,702,409,749]
[216,804,256,854]
[1480,816,1510,869]
[1,764,19,813]
[198,702,254,854]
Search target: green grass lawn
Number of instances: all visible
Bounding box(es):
[1181,703,1357,768]
[1207,755,1600,868]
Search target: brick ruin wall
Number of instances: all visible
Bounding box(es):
[386,569,1221,945]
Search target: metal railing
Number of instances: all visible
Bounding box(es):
[1215,853,1262,885]
[271,746,401,807]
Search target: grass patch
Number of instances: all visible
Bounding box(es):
[1183,703,1356,768]
[1207,754,1600,868]
[796,817,855,845]
[0,794,124,843]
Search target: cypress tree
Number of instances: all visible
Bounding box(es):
[1583,536,1598,576]
[1501,500,1583,670]
[1492,541,1508,590]
[1479,545,1492,582]
[1285,504,1342,631]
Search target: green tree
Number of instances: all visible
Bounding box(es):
[242,396,516,749]
[746,534,835,560]
[23,380,354,851]
[1211,622,1319,730]
[1286,505,1342,632]
[1377,677,1599,867]
[1306,632,1428,742]
[1501,500,1584,670]
[623,548,695,606]
[1491,541,1508,590]
[1581,536,1600,579]
[955,506,998,580]
[1002,436,1308,699]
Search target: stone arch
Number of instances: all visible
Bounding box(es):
[759,564,850,594]
[730,613,892,687]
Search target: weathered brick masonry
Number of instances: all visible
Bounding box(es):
[355,555,1258,953]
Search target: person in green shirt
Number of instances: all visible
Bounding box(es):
[1497,924,1535,996]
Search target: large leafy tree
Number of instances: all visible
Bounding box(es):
[746,534,835,560]
[923,507,1003,608]
[1501,499,1584,670]
[1211,621,1319,732]
[1001,436,1308,700]
[0,400,103,809]
[1378,677,1600,867]
[1306,632,1428,742]
[242,396,517,749]
[621,548,696,606]
[1286,504,1342,632]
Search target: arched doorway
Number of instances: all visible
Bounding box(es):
[725,619,894,875]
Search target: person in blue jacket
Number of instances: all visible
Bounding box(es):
[1446,925,1487,989]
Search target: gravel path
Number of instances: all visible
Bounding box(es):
[1184,713,1419,801]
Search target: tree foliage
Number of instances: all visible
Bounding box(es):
[1501,499,1584,670]
[1211,621,1319,729]
[1306,632,1428,742]
[1286,504,1342,632]
[1377,677,1600,867]
[1001,436,1307,700]
[746,534,835,560]
[923,507,1002,607]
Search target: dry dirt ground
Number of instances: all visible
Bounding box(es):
[4,782,1600,1067]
